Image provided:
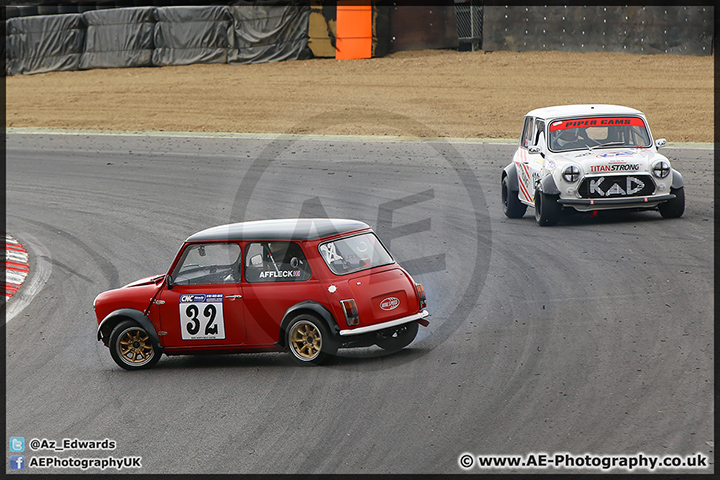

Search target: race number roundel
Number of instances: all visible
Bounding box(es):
[179,293,226,340]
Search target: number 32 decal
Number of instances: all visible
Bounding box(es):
[179,293,226,340]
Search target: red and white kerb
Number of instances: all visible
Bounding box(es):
[5,234,29,302]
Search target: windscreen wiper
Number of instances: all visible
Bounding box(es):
[589,141,626,150]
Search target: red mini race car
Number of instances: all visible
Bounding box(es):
[94,219,429,369]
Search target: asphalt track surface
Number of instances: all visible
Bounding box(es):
[5,133,714,474]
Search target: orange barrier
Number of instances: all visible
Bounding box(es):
[335,2,371,59]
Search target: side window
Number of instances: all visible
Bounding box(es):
[533,119,545,146]
[244,242,312,283]
[172,243,241,285]
[520,116,534,148]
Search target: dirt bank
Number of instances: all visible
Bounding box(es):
[5,49,713,142]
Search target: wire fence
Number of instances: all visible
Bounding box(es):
[455,0,483,51]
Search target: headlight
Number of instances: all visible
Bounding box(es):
[562,165,580,183]
[652,160,671,178]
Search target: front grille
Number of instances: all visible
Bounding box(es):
[578,174,655,199]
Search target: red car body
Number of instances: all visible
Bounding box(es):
[94,219,428,369]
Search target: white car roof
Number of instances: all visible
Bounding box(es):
[526,104,645,120]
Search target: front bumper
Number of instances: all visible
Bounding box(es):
[560,193,675,210]
[338,310,429,336]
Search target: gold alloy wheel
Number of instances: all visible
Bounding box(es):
[118,327,154,364]
[289,320,322,361]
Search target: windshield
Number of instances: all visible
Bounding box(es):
[319,233,394,275]
[548,117,651,152]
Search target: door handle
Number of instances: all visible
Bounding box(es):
[225,295,243,300]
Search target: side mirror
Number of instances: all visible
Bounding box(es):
[655,138,667,149]
[528,145,545,158]
[166,274,174,290]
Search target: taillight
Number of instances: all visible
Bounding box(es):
[340,299,359,326]
[415,283,427,309]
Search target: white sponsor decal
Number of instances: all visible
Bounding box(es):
[380,296,400,311]
[179,293,225,340]
[589,176,645,197]
[258,270,301,279]
[590,163,640,173]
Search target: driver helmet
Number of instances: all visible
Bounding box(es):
[559,128,578,143]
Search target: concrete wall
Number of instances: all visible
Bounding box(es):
[483,5,713,55]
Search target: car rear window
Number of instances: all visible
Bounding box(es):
[319,233,394,275]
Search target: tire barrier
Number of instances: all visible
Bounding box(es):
[4,235,29,303]
[229,5,312,64]
[6,13,85,76]
[5,5,312,76]
[81,7,156,70]
[153,6,233,66]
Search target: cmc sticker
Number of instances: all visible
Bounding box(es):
[380,297,400,311]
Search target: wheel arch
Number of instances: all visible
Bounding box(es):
[671,169,684,190]
[502,163,519,191]
[538,174,560,196]
[277,301,339,349]
[97,308,163,353]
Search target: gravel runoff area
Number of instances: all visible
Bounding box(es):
[5,49,714,143]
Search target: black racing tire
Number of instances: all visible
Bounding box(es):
[375,321,419,352]
[109,320,161,371]
[286,314,337,365]
[502,175,527,218]
[658,187,685,218]
[534,191,562,226]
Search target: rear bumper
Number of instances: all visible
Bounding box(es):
[339,310,429,336]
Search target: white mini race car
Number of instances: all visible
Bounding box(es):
[501,104,684,226]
